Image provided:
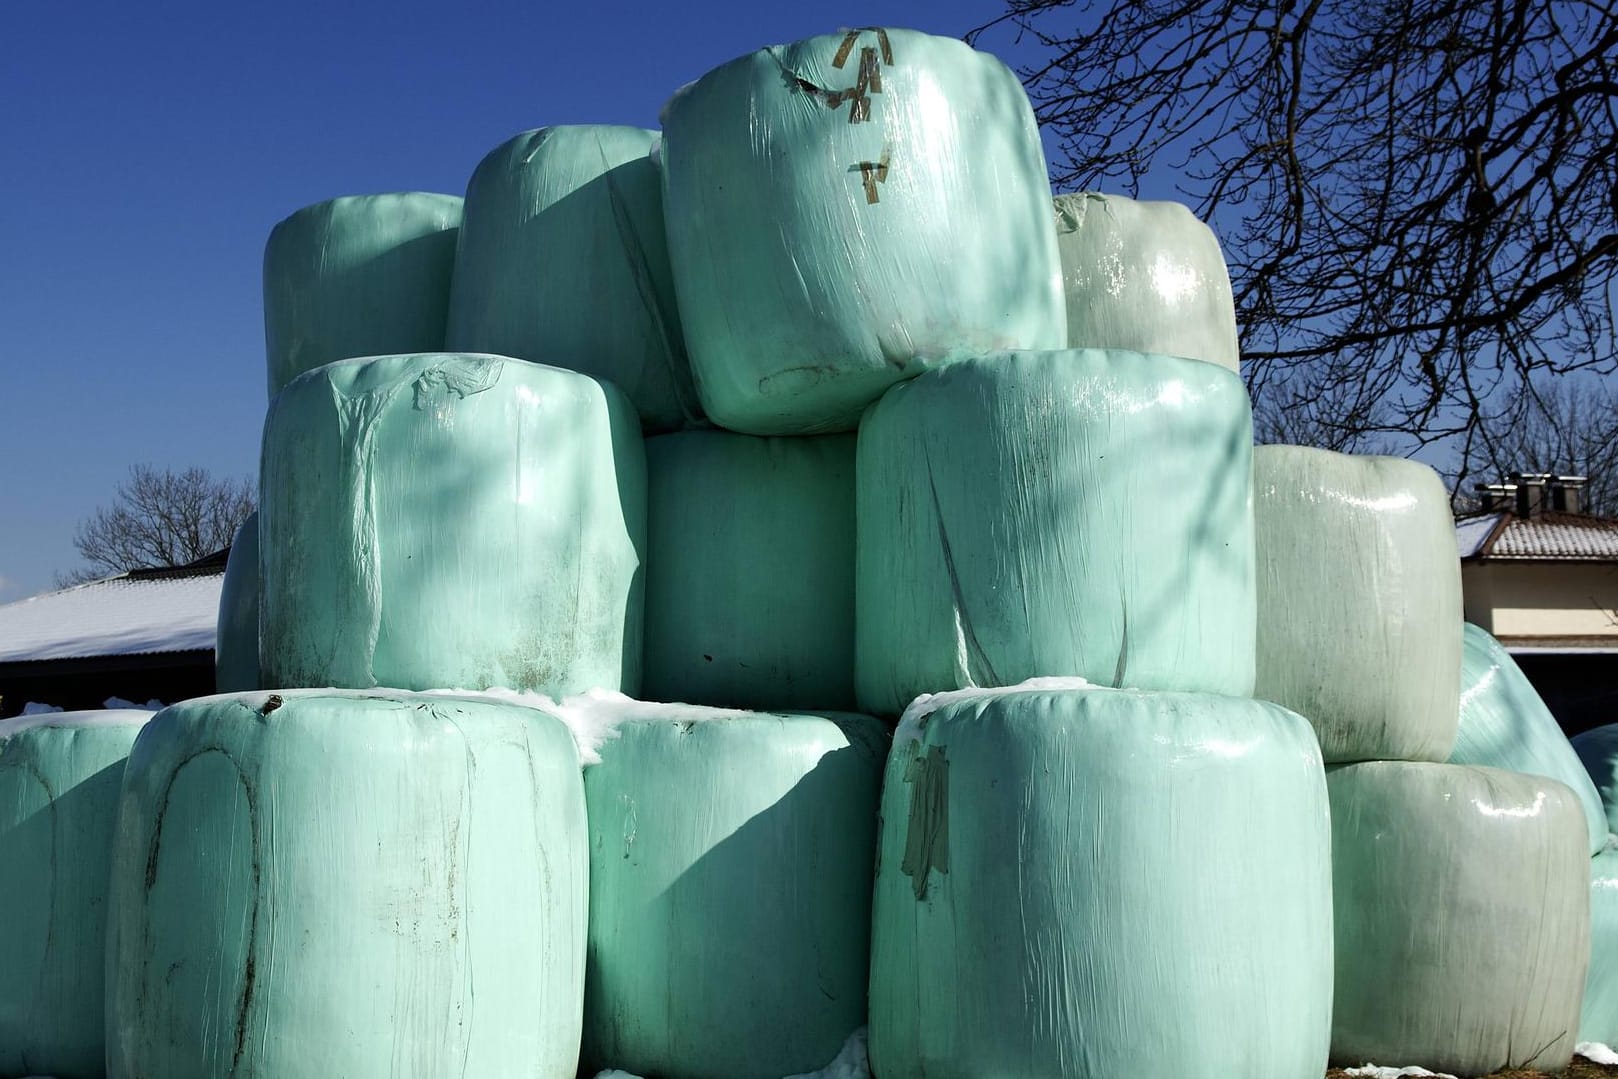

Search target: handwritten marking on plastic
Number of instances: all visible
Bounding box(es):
[900,743,950,900]
[852,148,892,204]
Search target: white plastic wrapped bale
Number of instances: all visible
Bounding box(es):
[1584,843,1618,1045]
[579,699,886,1079]
[446,126,699,432]
[263,193,462,396]
[868,683,1333,1078]
[259,352,646,696]
[0,709,153,1079]
[1328,761,1590,1075]
[214,512,258,694]
[661,28,1065,435]
[1451,623,1609,854]
[104,690,587,1078]
[1253,446,1462,762]
[855,349,1255,717]
[1053,193,1239,372]
[644,431,856,710]
[1574,724,1618,837]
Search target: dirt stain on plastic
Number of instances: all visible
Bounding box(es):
[900,743,949,900]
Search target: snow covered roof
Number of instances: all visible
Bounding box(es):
[1455,513,1502,558]
[1457,511,1618,562]
[0,565,222,664]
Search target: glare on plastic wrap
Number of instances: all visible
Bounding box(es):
[868,685,1333,1079]
[259,352,646,697]
[214,512,259,694]
[263,193,462,397]
[1253,445,1463,763]
[1574,724,1618,837]
[1053,193,1239,372]
[1327,761,1590,1075]
[447,126,700,432]
[582,705,886,1079]
[1451,622,1609,854]
[661,27,1066,435]
[643,431,856,710]
[855,349,1255,717]
[0,709,154,1079]
[104,690,589,1079]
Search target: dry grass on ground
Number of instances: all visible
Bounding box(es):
[1326,1059,1618,1079]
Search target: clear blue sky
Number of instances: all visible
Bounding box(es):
[1,0,1052,600]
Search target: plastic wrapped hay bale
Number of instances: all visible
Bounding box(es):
[868,683,1333,1078]
[1584,843,1618,1044]
[263,193,462,396]
[0,708,153,1078]
[579,697,885,1079]
[1253,446,1462,762]
[1053,193,1239,372]
[1574,724,1618,836]
[446,126,699,431]
[1328,761,1590,1074]
[215,512,259,694]
[661,27,1065,435]
[105,690,587,1079]
[260,352,645,696]
[1451,622,1608,854]
[856,349,1254,716]
[644,431,856,710]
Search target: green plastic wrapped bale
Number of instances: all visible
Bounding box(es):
[263,193,462,396]
[260,353,646,696]
[661,28,1065,435]
[215,512,259,694]
[644,431,856,710]
[1254,446,1462,763]
[105,690,588,1079]
[856,350,1255,716]
[581,700,885,1079]
[1584,843,1618,1044]
[1574,724,1618,837]
[0,708,153,1079]
[446,127,699,432]
[1327,761,1590,1075]
[1452,623,1609,854]
[1053,193,1239,372]
[868,683,1333,1079]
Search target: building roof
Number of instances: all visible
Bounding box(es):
[1456,510,1618,562]
[0,559,223,664]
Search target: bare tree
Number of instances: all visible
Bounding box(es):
[1462,377,1618,514]
[973,0,1618,475]
[61,465,256,585]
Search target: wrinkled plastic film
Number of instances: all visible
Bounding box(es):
[447,126,700,431]
[1451,622,1609,853]
[1253,446,1463,763]
[1583,844,1618,1044]
[856,349,1255,716]
[644,431,856,710]
[1327,761,1590,1075]
[215,513,259,693]
[1053,192,1239,372]
[868,687,1332,1078]
[583,709,885,1079]
[104,691,588,1079]
[1574,724,1618,837]
[661,28,1065,434]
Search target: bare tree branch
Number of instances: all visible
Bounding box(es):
[58,465,256,586]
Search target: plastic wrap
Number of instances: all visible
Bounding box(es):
[855,349,1255,716]
[1053,193,1239,372]
[104,690,588,1078]
[1253,446,1462,762]
[644,431,856,710]
[259,352,646,696]
[1327,761,1590,1075]
[446,127,699,432]
[582,704,885,1079]
[660,27,1065,435]
[867,685,1332,1078]
[1574,724,1618,837]
[0,709,153,1078]
[214,512,259,694]
[1452,622,1608,853]
[262,193,462,396]
[1584,844,1618,1044]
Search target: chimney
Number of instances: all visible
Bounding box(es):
[1509,472,1551,517]
[1475,483,1517,513]
[1550,475,1587,514]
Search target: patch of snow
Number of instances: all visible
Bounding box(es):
[785,1027,870,1079]
[896,677,1099,742]
[104,697,165,710]
[592,1071,644,1079]
[0,709,157,738]
[1342,1066,1458,1079]
[20,702,63,715]
[1578,1042,1618,1065]
[0,573,221,662]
